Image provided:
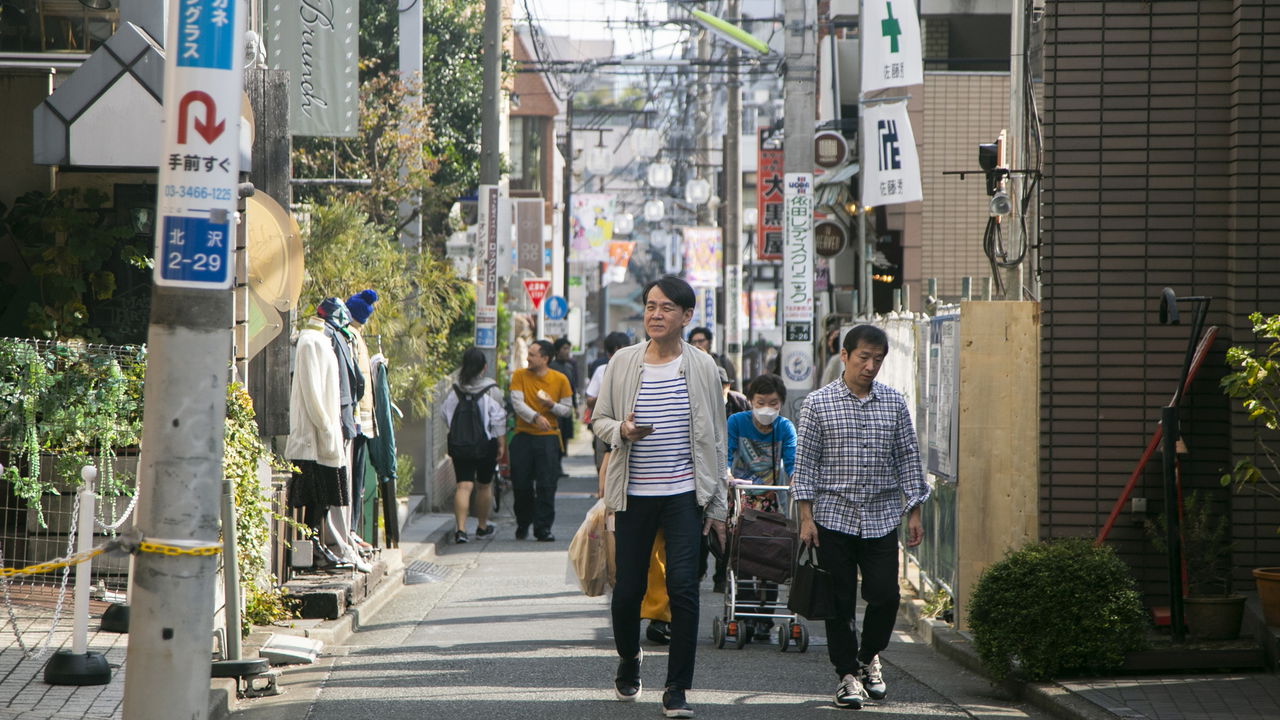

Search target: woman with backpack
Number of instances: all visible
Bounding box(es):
[442,347,507,543]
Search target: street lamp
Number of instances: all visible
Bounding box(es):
[615,212,635,236]
[585,146,613,176]
[647,161,673,189]
[631,129,661,159]
[644,199,665,223]
[685,176,711,205]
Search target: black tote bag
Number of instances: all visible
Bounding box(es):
[788,544,836,620]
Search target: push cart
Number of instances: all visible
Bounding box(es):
[711,484,810,652]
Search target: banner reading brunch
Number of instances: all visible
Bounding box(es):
[270,0,359,137]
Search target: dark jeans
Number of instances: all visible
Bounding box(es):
[509,433,561,537]
[612,492,701,691]
[351,435,369,535]
[816,523,901,677]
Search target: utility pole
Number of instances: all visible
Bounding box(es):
[560,95,573,306]
[696,30,713,229]
[780,0,817,404]
[1002,0,1026,300]
[723,0,743,381]
[398,0,424,250]
[476,0,503,377]
[124,1,243,716]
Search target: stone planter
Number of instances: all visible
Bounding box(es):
[1253,567,1280,627]
[1183,595,1246,640]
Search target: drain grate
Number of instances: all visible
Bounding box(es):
[404,561,452,585]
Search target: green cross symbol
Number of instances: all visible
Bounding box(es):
[882,2,902,54]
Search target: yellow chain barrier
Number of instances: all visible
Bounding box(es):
[0,537,221,578]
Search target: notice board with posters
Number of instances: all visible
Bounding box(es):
[927,313,960,481]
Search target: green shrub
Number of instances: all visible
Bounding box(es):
[968,538,1148,681]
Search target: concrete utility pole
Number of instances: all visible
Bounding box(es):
[1002,0,1026,300]
[561,96,573,304]
[696,30,713,230]
[780,0,817,404]
[398,0,424,250]
[477,0,503,377]
[723,0,743,381]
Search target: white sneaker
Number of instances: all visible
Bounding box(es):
[835,673,868,709]
[859,656,886,700]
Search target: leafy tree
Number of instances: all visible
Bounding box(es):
[0,189,149,340]
[293,74,442,237]
[299,201,473,415]
[1220,311,1280,512]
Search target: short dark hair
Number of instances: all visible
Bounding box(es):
[603,331,631,355]
[553,337,572,354]
[745,373,787,403]
[642,274,697,311]
[688,326,713,343]
[531,339,554,358]
[842,324,889,354]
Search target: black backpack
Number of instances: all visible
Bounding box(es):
[448,383,498,459]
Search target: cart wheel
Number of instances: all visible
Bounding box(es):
[712,617,725,649]
[779,622,792,652]
[733,620,750,649]
[795,623,810,653]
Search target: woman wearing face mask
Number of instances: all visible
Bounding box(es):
[724,373,798,641]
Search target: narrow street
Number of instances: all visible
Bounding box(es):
[231,451,1051,720]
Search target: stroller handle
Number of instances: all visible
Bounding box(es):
[733,484,790,492]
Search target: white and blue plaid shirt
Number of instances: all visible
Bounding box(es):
[792,379,930,538]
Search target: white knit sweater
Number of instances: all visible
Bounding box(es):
[285,320,344,467]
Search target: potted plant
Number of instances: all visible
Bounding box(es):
[1146,491,1246,640]
[1220,311,1280,626]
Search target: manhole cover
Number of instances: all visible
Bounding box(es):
[405,561,452,585]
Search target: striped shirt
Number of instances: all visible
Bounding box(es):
[627,356,694,496]
[792,379,930,538]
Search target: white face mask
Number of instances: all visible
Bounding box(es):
[752,406,779,426]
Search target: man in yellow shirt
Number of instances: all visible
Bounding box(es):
[509,339,574,541]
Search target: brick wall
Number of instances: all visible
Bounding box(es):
[1041,0,1280,599]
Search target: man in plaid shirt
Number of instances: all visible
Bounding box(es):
[792,324,930,710]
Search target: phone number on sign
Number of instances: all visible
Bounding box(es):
[163,184,233,201]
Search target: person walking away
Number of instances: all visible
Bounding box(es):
[441,347,506,544]
[509,340,573,541]
[593,275,728,718]
[792,324,929,710]
[725,373,796,639]
[549,337,579,473]
[586,332,633,469]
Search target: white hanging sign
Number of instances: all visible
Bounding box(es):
[861,100,923,207]
[860,0,923,94]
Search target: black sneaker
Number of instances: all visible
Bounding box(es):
[646,620,671,645]
[661,687,694,718]
[516,525,529,540]
[454,530,469,544]
[614,649,642,701]
[475,524,496,539]
[536,533,556,542]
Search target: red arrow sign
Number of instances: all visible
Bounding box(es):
[523,278,551,309]
[177,91,225,145]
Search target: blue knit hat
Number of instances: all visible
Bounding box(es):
[345,289,379,324]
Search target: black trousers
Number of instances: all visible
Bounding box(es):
[611,492,702,691]
[816,523,901,678]
[509,433,561,537]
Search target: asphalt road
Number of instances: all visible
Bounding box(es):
[232,459,1050,720]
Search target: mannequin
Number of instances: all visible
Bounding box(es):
[344,289,379,541]
[313,297,370,570]
[285,311,369,572]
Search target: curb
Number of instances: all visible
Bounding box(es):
[901,594,1118,720]
[209,512,455,719]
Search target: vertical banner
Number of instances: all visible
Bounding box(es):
[688,286,716,336]
[475,185,499,349]
[860,0,923,94]
[681,227,722,287]
[861,100,923,206]
[603,241,636,285]
[756,129,784,261]
[750,290,778,329]
[514,198,544,275]
[725,264,742,351]
[781,172,814,390]
[269,0,359,137]
[154,0,248,289]
[570,193,614,263]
